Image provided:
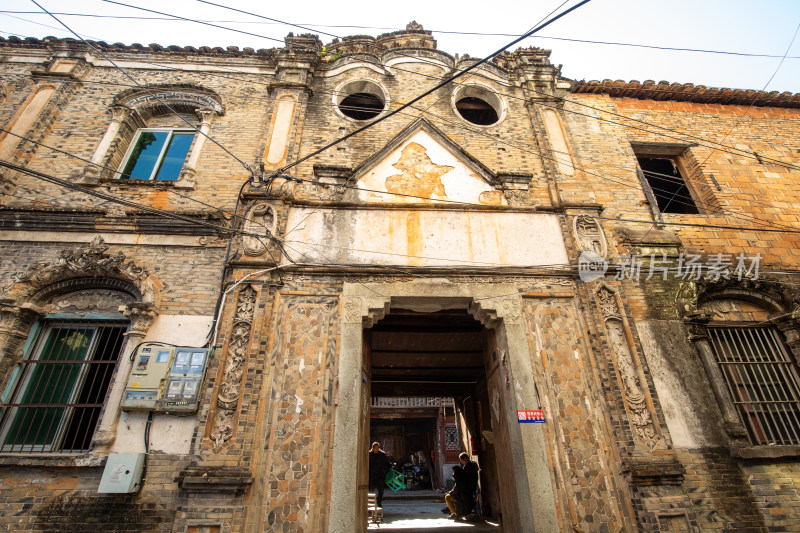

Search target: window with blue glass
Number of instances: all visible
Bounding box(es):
[120,128,194,181]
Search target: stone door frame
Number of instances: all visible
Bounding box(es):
[328,279,559,533]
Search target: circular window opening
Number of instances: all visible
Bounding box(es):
[338,92,384,120]
[456,96,499,126]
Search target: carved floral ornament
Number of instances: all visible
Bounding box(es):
[676,275,800,322]
[594,284,659,448]
[596,284,621,321]
[113,85,225,116]
[1,237,158,323]
[211,284,257,448]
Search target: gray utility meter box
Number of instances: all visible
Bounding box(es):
[160,347,210,413]
[97,453,145,493]
[120,344,175,410]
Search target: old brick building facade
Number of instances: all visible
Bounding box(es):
[1,22,800,532]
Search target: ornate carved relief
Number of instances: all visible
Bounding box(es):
[123,302,158,337]
[469,297,523,328]
[503,189,533,206]
[500,298,523,325]
[340,296,390,327]
[596,285,621,320]
[50,289,133,313]
[574,216,607,259]
[605,320,656,446]
[3,237,153,305]
[596,285,658,448]
[210,284,257,448]
[116,87,225,115]
[0,302,41,336]
[243,203,277,256]
[342,297,363,324]
[677,275,800,321]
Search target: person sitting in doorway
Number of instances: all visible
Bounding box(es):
[444,465,473,520]
[368,441,391,508]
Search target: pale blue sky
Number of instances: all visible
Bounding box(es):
[2,0,799,93]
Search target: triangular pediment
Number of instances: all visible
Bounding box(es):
[350,119,505,205]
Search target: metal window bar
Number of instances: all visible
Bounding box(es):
[708,326,800,445]
[0,319,127,453]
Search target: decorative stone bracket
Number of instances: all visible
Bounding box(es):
[622,455,685,486]
[342,296,389,327]
[122,302,158,337]
[176,465,254,494]
[469,297,523,328]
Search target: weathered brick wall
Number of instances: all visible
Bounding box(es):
[0,47,277,212]
[564,93,800,532]
[567,94,800,271]
[744,461,800,531]
[296,62,549,188]
[0,457,183,532]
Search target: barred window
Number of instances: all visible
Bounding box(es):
[445,424,459,450]
[708,325,800,445]
[0,319,127,453]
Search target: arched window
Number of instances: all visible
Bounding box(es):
[0,238,158,454]
[701,299,800,446]
[682,280,800,449]
[79,85,224,190]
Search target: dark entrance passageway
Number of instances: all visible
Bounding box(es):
[365,305,504,532]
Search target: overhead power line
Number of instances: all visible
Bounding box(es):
[9,5,798,173]
[31,0,256,176]
[1,22,793,235]
[5,7,798,232]
[0,159,268,238]
[2,67,792,236]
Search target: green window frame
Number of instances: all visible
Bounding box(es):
[0,319,127,453]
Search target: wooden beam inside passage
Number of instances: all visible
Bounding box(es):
[372,381,477,397]
[371,353,483,368]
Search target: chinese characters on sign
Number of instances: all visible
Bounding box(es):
[616,252,760,282]
[578,251,761,283]
[517,410,546,423]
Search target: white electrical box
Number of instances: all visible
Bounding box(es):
[120,344,175,411]
[160,347,210,413]
[98,453,145,493]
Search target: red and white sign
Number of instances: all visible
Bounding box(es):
[517,409,545,423]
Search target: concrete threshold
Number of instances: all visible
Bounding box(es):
[368,500,500,532]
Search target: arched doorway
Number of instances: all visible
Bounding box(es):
[329,281,559,533]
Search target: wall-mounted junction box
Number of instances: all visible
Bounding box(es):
[120,344,175,411]
[97,453,145,493]
[159,347,210,413]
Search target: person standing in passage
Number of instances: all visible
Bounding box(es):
[460,452,479,493]
[460,452,480,517]
[368,441,391,507]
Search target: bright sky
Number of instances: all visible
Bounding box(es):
[2,0,799,93]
